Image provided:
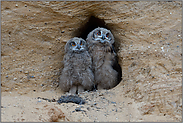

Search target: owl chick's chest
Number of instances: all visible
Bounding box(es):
[71,53,88,70]
[92,45,113,68]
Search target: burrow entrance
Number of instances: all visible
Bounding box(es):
[74,16,122,89]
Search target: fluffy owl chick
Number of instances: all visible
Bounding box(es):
[59,37,94,94]
[86,27,118,90]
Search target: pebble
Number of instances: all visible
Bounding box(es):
[15,4,18,7]
[14,78,17,81]
[75,107,84,112]
[24,71,28,74]
[6,75,8,78]
[111,101,116,104]
[30,76,35,78]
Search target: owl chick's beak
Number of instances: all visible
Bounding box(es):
[100,35,106,43]
[102,35,105,40]
[76,44,81,49]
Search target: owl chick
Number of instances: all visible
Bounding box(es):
[59,37,94,94]
[86,27,118,90]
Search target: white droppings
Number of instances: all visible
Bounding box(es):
[161,47,164,52]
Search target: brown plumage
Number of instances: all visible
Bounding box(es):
[59,37,94,94]
[86,27,118,90]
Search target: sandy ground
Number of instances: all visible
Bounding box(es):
[1,1,182,122]
[1,87,177,122]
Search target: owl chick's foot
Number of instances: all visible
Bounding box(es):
[69,86,77,94]
[77,85,84,94]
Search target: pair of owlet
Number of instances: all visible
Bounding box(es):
[60,27,118,94]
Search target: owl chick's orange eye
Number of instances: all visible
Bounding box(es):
[80,41,83,45]
[71,42,76,46]
[97,31,101,35]
[106,33,109,38]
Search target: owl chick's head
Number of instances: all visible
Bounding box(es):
[65,37,87,53]
[87,27,115,44]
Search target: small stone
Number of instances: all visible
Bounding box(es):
[24,71,28,74]
[87,107,90,111]
[75,107,81,112]
[30,76,35,78]
[111,101,116,104]
[25,5,27,7]
[61,30,65,33]
[6,75,8,78]
[14,78,17,81]
[15,4,18,7]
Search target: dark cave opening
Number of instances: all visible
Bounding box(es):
[74,16,122,89]
[75,16,109,40]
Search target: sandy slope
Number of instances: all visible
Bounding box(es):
[1,1,182,122]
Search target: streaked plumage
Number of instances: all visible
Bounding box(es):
[86,27,118,90]
[59,37,94,94]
